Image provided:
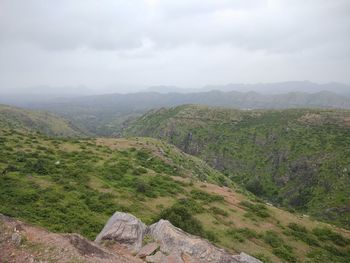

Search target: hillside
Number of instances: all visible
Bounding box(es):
[16,90,350,136]
[0,104,84,137]
[1,127,350,262]
[125,105,350,230]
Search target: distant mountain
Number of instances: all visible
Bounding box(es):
[0,104,84,137]
[17,90,350,136]
[202,81,350,95]
[125,105,350,230]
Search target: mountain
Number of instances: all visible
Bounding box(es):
[125,105,350,231]
[12,90,350,137]
[1,123,350,262]
[0,104,85,137]
[202,81,350,95]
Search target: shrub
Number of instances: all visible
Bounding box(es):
[286,223,319,246]
[210,206,228,217]
[157,203,204,237]
[240,201,270,218]
[312,227,350,247]
[190,190,224,203]
[272,246,297,263]
[263,231,283,248]
[246,178,265,196]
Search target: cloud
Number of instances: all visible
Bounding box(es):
[0,0,349,89]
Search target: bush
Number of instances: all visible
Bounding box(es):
[157,203,204,237]
[190,190,224,203]
[227,227,259,243]
[263,231,283,248]
[312,227,350,247]
[272,246,297,263]
[240,201,270,218]
[246,178,265,196]
[286,223,319,246]
[210,206,228,217]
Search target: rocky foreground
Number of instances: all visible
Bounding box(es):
[1,212,262,263]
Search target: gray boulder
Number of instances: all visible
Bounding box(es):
[95,212,146,252]
[148,219,244,263]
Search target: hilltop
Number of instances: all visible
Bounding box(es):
[0,104,84,137]
[125,105,350,230]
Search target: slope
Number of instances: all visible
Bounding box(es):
[1,127,350,262]
[0,104,84,137]
[125,105,350,230]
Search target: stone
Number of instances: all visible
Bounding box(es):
[67,233,111,258]
[137,242,159,258]
[232,252,263,263]
[11,232,22,247]
[149,219,240,263]
[164,252,184,263]
[145,251,166,263]
[95,212,146,252]
[181,252,201,263]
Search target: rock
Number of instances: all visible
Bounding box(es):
[95,212,146,252]
[11,232,22,247]
[137,242,159,258]
[164,252,184,263]
[232,252,263,263]
[145,251,165,263]
[149,219,240,263]
[181,252,201,263]
[96,212,262,263]
[67,234,111,258]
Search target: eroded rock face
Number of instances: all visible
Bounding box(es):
[95,212,147,252]
[149,219,240,263]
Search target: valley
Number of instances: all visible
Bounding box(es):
[0,104,350,262]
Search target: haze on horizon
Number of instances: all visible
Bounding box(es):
[0,0,350,95]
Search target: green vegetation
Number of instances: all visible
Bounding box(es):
[0,104,84,137]
[125,105,350,229]
[1,121,350,262]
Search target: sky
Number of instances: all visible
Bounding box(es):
[0,0,349,94]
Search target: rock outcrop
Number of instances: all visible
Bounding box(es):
[96,212,262,263]
[95,212,147,252]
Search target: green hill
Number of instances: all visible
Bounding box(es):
[125,105,350,230]
[1,127,350,262]
[0,104,84,137]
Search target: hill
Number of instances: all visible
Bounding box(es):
[0,104,84,137]
[125,105,350,230]
[1,127,350,262]
[15,90,350,136]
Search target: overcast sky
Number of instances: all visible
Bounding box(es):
[0,0,349,93]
